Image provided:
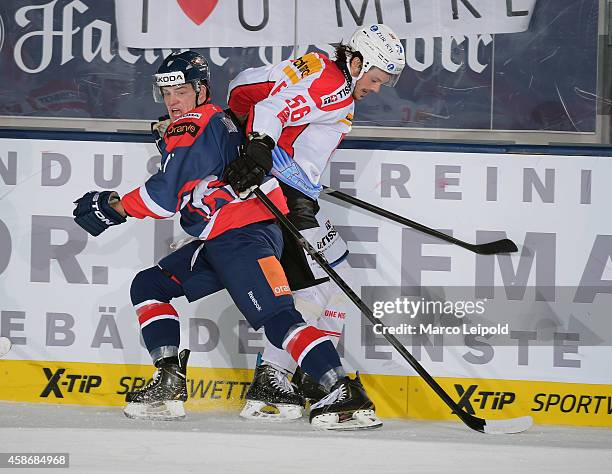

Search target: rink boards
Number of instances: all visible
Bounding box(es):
[1,359,611,427]
[1,133,611,427]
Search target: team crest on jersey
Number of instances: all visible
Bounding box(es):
[167,121,201,137]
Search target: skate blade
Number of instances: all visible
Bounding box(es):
[123,400,185,421]
[239,400,303,422]
[311,409,383,431]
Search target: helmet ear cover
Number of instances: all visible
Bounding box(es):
[348,24,405,87]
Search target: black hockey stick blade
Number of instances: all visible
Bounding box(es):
[321,186,518,255]
[253,188,532,435]
[468,238,518,255]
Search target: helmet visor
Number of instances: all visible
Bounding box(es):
[384,71,401,87]
[369,65,403,88]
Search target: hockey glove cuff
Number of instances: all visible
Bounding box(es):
[151,115,171,154]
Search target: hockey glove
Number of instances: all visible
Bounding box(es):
[151,115,171,154]
[224,132,274,193]
[73,190,126,237]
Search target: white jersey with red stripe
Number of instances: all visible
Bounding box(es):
[227,52,355,198]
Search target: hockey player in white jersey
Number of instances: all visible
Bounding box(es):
[225,24,405,422]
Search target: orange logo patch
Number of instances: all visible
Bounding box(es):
[167,121,200,137]
[258,256,291,297]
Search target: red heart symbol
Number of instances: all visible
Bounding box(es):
[177,0,218,25]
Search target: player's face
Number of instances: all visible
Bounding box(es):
[162,84,197,120]
[353,67,393,100]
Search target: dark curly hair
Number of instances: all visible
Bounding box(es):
[333,43,361,83]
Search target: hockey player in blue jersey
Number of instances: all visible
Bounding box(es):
[72,51,381,430]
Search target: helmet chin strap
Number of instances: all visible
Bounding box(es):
[194,82,211,106]
[193,82,201,107]
[192,84,205,107]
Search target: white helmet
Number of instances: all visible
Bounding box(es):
[348,24,405,87]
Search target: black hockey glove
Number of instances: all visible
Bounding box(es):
[224,132,274,193]
[73,190,126,237]
[151,115,171,154]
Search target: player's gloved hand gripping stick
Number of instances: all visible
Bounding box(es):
[224,133,275,193]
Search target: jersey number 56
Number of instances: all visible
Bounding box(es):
[277,95,310,125]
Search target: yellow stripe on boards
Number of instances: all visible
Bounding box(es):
[1,360,611,427]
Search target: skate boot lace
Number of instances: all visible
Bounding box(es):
[310,384,347,410]
[267,367,294,394]
[141,368,161,390]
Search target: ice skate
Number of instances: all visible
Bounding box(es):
[240,361,305,421]
[309,373,382,431]
[293,366,327,404]
[124,349,190,421]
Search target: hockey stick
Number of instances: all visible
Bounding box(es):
[254,187,532,434]
[320,186,518,255]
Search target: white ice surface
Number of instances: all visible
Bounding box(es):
[1,402,611,474]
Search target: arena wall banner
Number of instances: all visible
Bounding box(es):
[115,0,536,48]
[0,0,598,131]
[1,135,611,426]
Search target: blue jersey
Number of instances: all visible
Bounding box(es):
[122,103,288,239]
